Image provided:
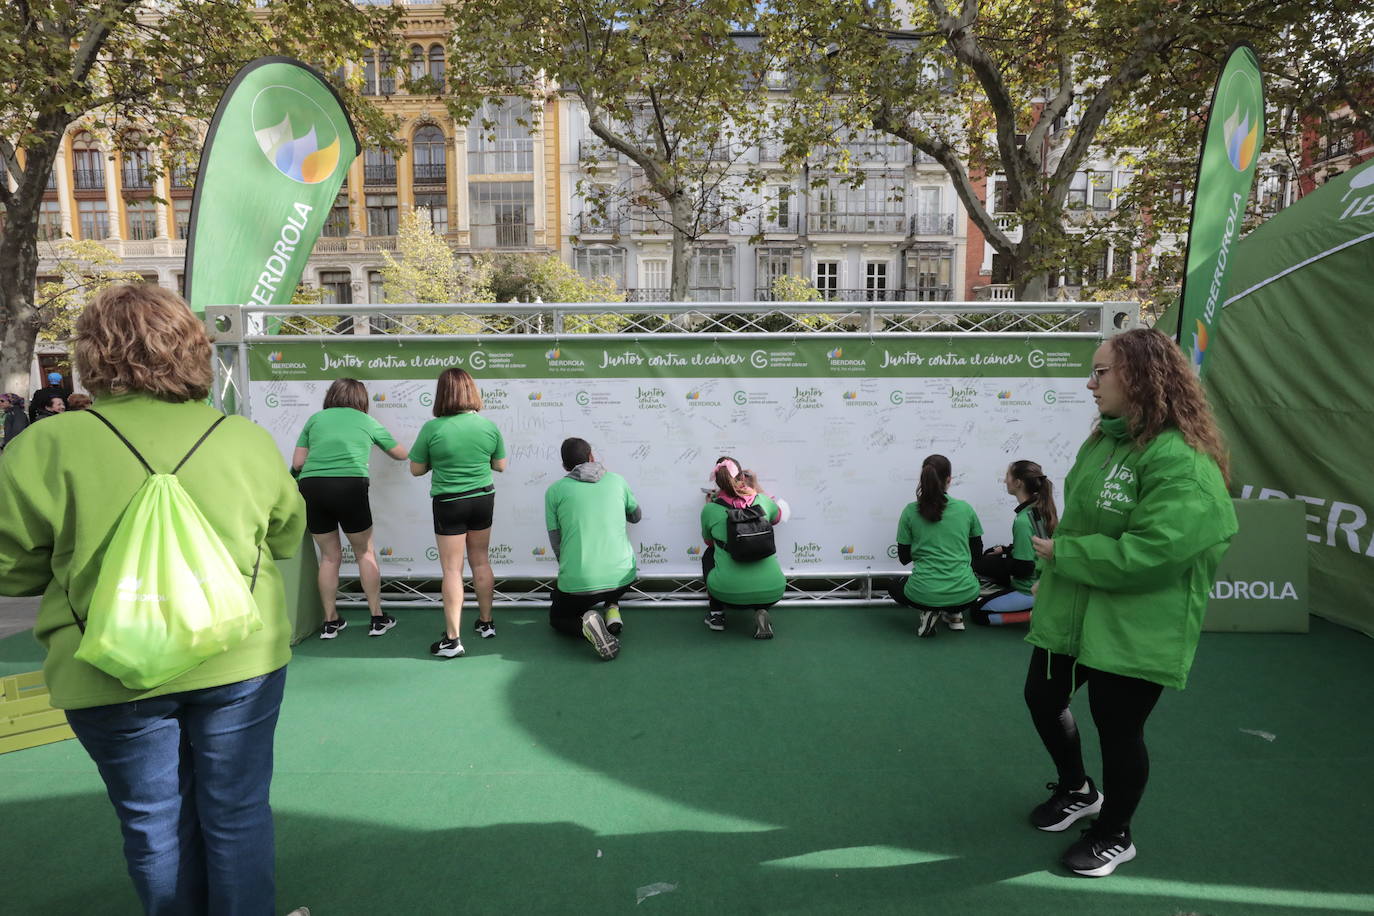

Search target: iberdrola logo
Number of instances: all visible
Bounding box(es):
[252,86,341,184]
[1222,103,1258,172]
[1191,320,1209,368]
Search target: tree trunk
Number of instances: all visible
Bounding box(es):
[0,209,42,397]
[668,195,694,302]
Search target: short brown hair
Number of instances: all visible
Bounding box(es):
[433,367,482,416]
[75,284,212,402]
[66,393,93,410]
[323,377,368,412]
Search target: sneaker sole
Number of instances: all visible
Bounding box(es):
[918,612,939,637]
[476,624,496,638]
[1035,794,1104,832]
[582,619,620,660]
[431,643,465,658]
[368,621,396,637]
[320,623,345,639]
[753,610,773,640]
[1068,842,1135,877]
[705,618,725,631]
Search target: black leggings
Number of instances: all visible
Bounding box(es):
[548,585,632,636]
[1023,647,1164,834]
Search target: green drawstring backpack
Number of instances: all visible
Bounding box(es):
[73,410,264,690]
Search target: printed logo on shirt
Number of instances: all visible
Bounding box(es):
[1096,462,1138,515]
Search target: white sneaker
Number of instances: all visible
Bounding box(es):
[943,612,966,631]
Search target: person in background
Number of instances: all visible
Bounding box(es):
[1,394,29,450]
[889,454,984,636]
[33,394,66,421]
[971,460,1058,626]
[29,371,67,422]
[0,283,306,914]
[544,437,642,660]
[66,392,93,411]
[1023,328,1237,878]
[293,378,408,639]
[411,368,507,659]
[700,457,785,639]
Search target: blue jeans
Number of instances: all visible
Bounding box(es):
[982,590,1035,612]
[65,667,287,916]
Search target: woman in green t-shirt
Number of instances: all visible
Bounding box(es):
[700,457,785,639]
[410,368,507,659]
[293,378,409,639]
[888,454,984,637]
[971,460,1059,625]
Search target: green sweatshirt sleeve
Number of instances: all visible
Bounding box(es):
[1048,456,1234,594]
[368,415,398,451]
[246,420,306,559]
[0,436,53,596]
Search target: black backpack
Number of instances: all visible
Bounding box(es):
[715,499,776,562]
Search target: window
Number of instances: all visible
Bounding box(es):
[174,199,192,239]
[364,147,397,185]
[865,261,889,301]
[1066,172,1087,210]
[467,98,534,174]
[78,199,109,240]
[429,44,445,83]
[1084,245,1110,285]
[410,45,425,83]
[766,186,793,231]
[126,200,157,240]
[905,248,954,300]
[1088,170,1113,211]
[641,258,668,292]
[414,192,448,234]
[368,270,385,305]
[176,273,186,297]
[469,181,533,247]
[412,126,447,184]
[37,200,62,241]
[690,247,735,300]
[72,133,104,190]
[756,247,800,298]
[991,176,1013,212]
[814,261,839,299]
[913,186,947,234]
[366,193,398,236]
[812,185,840,232]
[362,51,377,95]
[322,193,350,237]
[574,246,625,286]
[377,50,394,95]
[122,148,153,190]
[319,271,353,305]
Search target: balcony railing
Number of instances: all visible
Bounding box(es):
[573,213,622,235]
[973,283,1017,301]
[624,288,671,302]
[578,140,618,161]
[808,212,906,234]
[412,162,447,184]
[364,164,397,185]
[171,166,195,189]
[73,167,105,190]
[753,287,954,302]
[910,213,955,235]
[121,167,152,190]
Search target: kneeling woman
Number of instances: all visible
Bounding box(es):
[889,454,984,636]
[700,458,784,639]
[972,460,1058,626]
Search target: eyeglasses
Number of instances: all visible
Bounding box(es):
[1089,365,1114,382]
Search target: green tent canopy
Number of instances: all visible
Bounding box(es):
[1202,159,1374,636]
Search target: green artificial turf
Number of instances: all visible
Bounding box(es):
[1,608,1372,915]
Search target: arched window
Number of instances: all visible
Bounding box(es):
[412,125,447,184]
[410,44,425,84]
[428,44,445,83]
[71,131,104,190]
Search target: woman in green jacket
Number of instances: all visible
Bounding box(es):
[0,284,306,913]
[1024,328,1237,878]
[293,377,408,639]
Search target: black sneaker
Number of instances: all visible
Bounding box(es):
[753,608,774,639]
[581,611,620,660]
[320,618,347,639]
[1061,823,1135,877]
[917,610,939,638]
[368,613,396,637]
[705,610,725,631]
[474,618,496,638]
[430,635,464,658]
[1030,778,1104,832]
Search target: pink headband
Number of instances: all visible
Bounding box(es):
[712,459,740,479]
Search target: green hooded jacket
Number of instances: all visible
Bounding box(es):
[1027,415,1237,690]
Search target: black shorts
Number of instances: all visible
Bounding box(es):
[298,476,372,535]
[432,487,495,535]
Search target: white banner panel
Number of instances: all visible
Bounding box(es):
[248,336,1096,578]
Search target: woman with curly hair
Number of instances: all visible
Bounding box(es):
[1023,328,1237,877]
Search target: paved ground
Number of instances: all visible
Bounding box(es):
[0,596,39,640]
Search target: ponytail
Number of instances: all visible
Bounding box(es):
[1009,459,1059,536]
[714,456,744,502]
[916,454,951,522]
